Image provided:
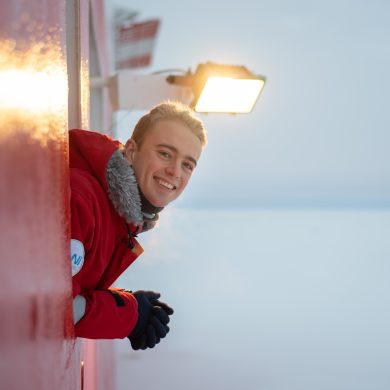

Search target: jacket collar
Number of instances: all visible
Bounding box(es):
[106,149,163,233]
[106,149,144,227]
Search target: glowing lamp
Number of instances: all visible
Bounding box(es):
[167,62,266,114]
[91,62,266,114]
[195,77,264,113]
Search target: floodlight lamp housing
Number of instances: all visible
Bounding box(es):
[167,62,266,114]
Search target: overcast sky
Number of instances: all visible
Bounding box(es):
[107,3,390,390]
[110,0,390,209]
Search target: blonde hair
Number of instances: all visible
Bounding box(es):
[131,101,207,147]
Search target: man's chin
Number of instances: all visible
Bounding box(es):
[144,188,182,208]
[151,195,177,208]
[146,194,170,208]
[152,201,167,208]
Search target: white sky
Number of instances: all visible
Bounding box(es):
[110,0,390,209]
[116,208,390,390]
[106,3,390,390]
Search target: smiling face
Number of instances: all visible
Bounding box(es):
[124,119,203,207]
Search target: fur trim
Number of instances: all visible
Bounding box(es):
[106,150,143,226]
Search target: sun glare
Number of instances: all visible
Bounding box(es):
[0,40,67,115]
[0,39,68,143]
[0,68,67,113]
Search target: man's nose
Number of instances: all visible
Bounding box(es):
[165,162,180,178]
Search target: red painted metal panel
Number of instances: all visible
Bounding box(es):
[79,339,116,390]
[95,340,116,390]
[0,2,117,389]
[0,1,79,389]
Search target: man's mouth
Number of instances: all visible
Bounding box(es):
[154,177,176,191]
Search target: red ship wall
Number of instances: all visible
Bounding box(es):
[0,1,114,389]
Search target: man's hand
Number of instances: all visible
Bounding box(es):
[128,290,174,350]
[129,290,160,338]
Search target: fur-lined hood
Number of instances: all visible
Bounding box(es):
[69,129,153,229]
[106,149,143,226]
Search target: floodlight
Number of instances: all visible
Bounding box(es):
[167,62,266,114]
[91,62,266,114]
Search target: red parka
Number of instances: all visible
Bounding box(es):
[69,129,144,339]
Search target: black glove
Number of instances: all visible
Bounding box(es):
[130,321,170,350]
[153,300,174,322]
[129,290,160,338]
[130,323,166,350]
[128,293,174,350]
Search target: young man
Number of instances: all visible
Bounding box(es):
[70,101,206,350]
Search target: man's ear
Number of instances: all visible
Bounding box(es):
[124,138,138,164]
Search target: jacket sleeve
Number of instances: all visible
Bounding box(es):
[74,288,138,339]
[70,178,138,339]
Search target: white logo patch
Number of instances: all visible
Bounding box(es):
[71,239,85,276]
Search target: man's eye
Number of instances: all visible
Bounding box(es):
[183,162,194,172]
[158,151,170,158]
